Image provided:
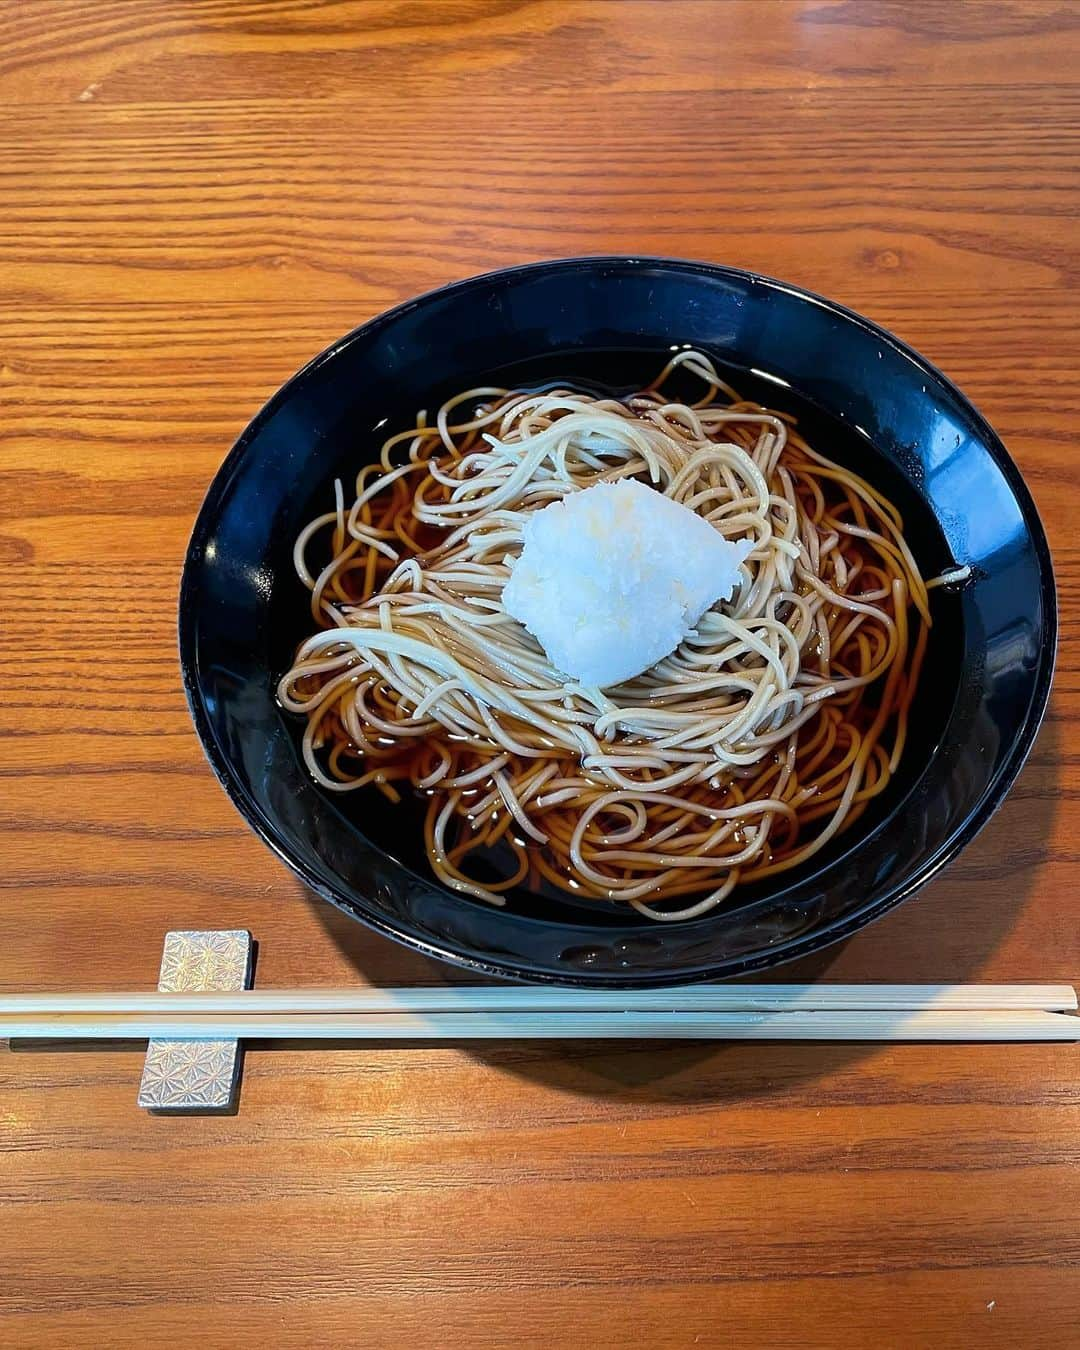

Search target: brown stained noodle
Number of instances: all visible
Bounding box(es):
[278,351,932,920]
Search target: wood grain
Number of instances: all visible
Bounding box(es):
[0,2,1078,1346]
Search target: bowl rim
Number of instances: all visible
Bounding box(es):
[178,255,1058,983]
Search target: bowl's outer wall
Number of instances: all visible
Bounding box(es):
[180,258,1055,984]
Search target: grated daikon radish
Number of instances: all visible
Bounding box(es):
[503,478,752,688]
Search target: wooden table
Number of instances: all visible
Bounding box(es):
[1,2,1077,1345]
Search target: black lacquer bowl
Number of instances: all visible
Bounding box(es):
[180,258,1055,985]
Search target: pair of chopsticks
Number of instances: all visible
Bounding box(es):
[2,984,1077,1042]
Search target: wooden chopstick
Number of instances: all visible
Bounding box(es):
[2,983,1076,1016]
[3,1008,1077,1042]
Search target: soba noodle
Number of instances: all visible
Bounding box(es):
[279,351,930,920]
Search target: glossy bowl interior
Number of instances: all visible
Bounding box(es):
[179,258,1055,984]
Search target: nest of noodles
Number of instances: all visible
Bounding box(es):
[279,352,929,921]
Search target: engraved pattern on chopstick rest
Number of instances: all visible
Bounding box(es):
[157,929,252,992]
[137,930,252,1112]
[136,1039,239,1110]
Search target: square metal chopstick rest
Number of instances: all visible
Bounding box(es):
[138,930,253,1112]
